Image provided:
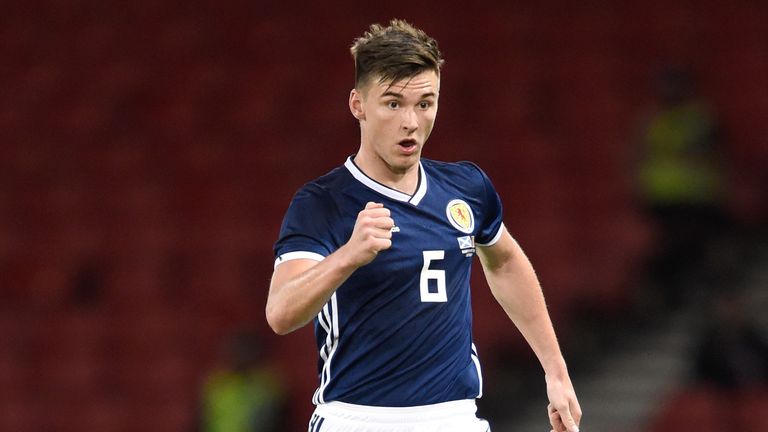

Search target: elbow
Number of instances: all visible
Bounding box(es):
[267,317,292,336]
[270,324,293,336]
[265,304,297,335]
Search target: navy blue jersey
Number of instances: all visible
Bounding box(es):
[274,156,504,407]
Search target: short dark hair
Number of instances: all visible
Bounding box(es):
[350,19,444,90]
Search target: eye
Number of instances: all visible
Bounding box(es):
[387,101,399,109]
[419,101,431,109]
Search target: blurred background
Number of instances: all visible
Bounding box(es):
[1,1,767,431]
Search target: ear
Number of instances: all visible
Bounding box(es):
[349,88,365,121]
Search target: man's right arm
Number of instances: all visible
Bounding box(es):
[266,202,393,335]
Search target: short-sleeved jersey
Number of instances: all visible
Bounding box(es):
[274,156,504,407]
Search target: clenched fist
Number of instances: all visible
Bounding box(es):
[342,202,394,268]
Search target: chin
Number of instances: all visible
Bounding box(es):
[390,155,420,172]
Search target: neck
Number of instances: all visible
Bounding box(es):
[354,150,420,195]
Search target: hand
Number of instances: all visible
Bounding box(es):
[341,202,394,268]
[546,374,582,432]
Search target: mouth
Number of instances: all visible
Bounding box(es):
[397,138,418,155]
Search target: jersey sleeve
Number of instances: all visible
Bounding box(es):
[273,183,339,267]
[469,163,504,246]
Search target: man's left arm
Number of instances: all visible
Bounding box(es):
[477,226,582,432]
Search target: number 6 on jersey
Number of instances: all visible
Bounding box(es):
[420,250,447,302]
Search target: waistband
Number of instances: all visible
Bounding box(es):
[314,399,478,424]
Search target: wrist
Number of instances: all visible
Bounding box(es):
[544,362,569,382]
[333,244,365,272]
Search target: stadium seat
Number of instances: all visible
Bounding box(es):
[649,387,731,432]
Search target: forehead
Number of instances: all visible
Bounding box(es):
[368,70,440,97]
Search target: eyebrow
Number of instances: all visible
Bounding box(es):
[380,91,436,99]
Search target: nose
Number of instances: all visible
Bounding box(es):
[401,108,418,132]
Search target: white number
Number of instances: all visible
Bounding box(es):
[420,250,447,302]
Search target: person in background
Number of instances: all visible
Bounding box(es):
[634,65,727,310]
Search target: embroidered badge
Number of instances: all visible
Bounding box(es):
[457,235,476,257]
[446,199,475,234]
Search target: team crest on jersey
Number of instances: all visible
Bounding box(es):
[446,199,474,234]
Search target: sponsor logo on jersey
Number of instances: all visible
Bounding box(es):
[446,199,475,234]
[457,235,476,257]
[391,225,400,233]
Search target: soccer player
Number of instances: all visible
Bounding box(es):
[266,19,581,432]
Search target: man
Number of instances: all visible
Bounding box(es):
[266,19,581,432]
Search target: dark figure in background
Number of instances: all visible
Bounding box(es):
[634,65,728,310]
[200,329,284,432]
[689,289,768,432]
[694,290,768,391]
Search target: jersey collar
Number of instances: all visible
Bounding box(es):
[344,156,428,206]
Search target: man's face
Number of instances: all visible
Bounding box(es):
[351,70,439,174]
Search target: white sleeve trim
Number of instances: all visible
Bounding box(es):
[475,223,505,247]
[274,251,326,268]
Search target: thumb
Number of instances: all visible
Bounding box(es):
[365,201,383,209]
